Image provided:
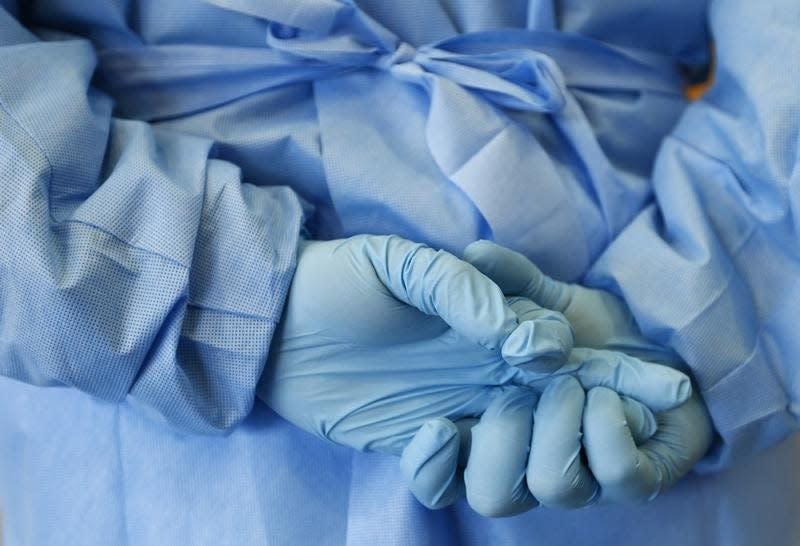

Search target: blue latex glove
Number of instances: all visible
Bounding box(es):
[259,235,690,470]
[526,377,712,508]
[400,348,688,516]
[462,241,713,508]
[258,235,576,455]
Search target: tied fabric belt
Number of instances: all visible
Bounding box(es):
[98,0,681,121]
[97,0,685,278]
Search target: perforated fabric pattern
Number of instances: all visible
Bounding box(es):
[0,12,303,432]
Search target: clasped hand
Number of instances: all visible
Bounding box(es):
[259,236,713,517]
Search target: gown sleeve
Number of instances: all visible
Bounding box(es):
[0,7,304,433]
[587,0,800,469]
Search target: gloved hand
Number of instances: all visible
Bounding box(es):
[400,348,688,516]
[258,235,694,518]
[460,240,714,508]
[259,235,575,454]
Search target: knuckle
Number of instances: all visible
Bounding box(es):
[530,478,569,506]
[597,459,639,489]
[528,473,582,508]
[414,489,454,511]
[466,493,514,518]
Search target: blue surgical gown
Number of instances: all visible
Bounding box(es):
[0,1,798,545]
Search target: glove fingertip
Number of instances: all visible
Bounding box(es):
[677,376,693,404]
[462,239,499,263]
[401,419,458,477]
[401,419,462,510]
[501,320,572,372]
[621,397,658,444]
[649,368,693,412]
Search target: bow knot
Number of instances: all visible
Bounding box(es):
[375,42,418,70]
[193,1,681,121]
[266,24,568,114]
